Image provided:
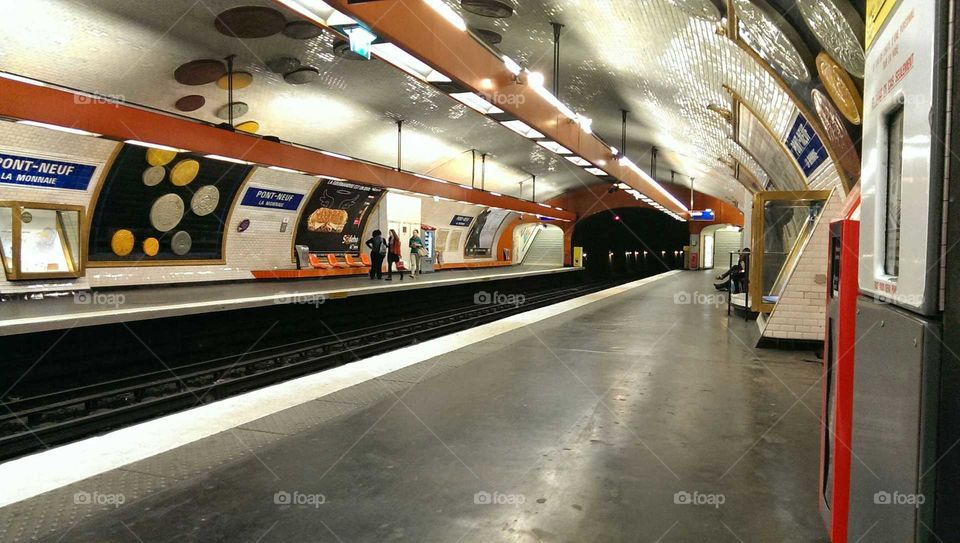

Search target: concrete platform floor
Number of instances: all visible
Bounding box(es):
[10,270,828,542]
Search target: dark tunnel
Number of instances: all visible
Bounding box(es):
[571,207,689,277]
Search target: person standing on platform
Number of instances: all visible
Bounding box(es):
[365,229,386,280]
[385,228,404,281]
[409,229,425,278]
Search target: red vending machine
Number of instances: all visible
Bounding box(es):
[819,195,859,542]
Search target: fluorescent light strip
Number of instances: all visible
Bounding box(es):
[537,140,572,155]
[205,154,252,165]
[617,156,689,212]
[320,150,354,161]
[459,184,474,190]
[1,72,48,87]
[424,0,467,31]
[585,167,607,176]
[503,55,522,76]
[268,165,306,175]
[124,140,187,153]
[371,43,451,83]
[450,92,503,115]
[501,120,544,139]
[489,191,502,196]
[16,120,99,137]
[565,156,591,167]
[414,173,448,183]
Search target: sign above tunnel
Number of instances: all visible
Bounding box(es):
[785,114,829,178]
[689,209,716,221]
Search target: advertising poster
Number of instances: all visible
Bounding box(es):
[295,178,385,254]
[464,208,514,258]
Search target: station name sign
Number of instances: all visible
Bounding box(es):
[785,114,829,178]
[450,214,473,227]
[689,209,716,221]
[0,153,96,191]
[240,186,305,211]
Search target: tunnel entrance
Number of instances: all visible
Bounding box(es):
[572,207,689,276]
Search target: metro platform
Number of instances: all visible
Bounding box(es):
[0,270,826,542]
[0,265,574,337]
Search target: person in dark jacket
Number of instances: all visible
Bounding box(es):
[365,229,386,280]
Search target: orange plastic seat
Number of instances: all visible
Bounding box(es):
[344,254,366,268]
[326,254,350,269]
[360,253,372,267]
[309,253,333,269]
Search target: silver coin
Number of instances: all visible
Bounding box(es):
[149,194,185,232]
[142,166,166,187]
[191,185,220,216]
[215,101,249,120]
[171,230,192,256]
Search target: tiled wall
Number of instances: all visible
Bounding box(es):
[761,189,844,341]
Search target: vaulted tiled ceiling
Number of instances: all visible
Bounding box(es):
[0,0,863,207]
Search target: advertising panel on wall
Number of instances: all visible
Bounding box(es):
[294,178,384,254]
[88,145,252,264]
[464,208,514,258]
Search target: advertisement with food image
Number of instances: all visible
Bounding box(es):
[295,178,385,254]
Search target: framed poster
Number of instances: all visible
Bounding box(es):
[294,178,384,254]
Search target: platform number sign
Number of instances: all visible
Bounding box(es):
[785,114,829,178]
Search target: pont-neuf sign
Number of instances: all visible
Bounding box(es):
[0,152,96,190]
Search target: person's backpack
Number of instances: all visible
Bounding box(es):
[378,238,387,255]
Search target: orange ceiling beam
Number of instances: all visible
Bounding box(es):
[0,77,574,221]
[323,0,689,216]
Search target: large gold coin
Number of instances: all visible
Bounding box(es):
[817,52,863,125]
[170,159,200,186]
[236,120,260,134]
[143,237,160,257]
[216,71,253,90]
[146,148,177,167]
[111,229,135,257]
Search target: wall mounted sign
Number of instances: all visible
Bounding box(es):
[295,179,385,254]
[690,209,716,221]
[347,26,375,60]
[784,114,829,178]
[0,153,96,191]
[240,187,305,211]
[450,215,473,227]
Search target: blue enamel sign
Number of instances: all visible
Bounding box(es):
[0,153,95,190]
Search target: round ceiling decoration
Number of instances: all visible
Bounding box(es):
[235,120,260,133]
[216,71,254,90]
[798,0,865,78]
[267,56,301,73]
[150,194,185,232]
[812,89,860,182]
[470,27,503,45]
[215,102,250,120]
[145,148,177,167]
[170,159,200,186]
[284,67,320,85]
[111,229,135,257]
[733,0,811,82]
[171,231,193,256]
[191,185,220,216]
[142,166,166,187]
[816,52,862,125]
[175,95,206,112]
[460,0,513,18]
[666,0,722,21]
[333,40,370,60]
[214,6,286,39]
[143,237,160,257]
[174,59,226,85]
[283,20,323,40]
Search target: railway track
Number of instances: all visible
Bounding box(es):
[0,279,618,460]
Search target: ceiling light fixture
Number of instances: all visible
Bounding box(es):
[618,156,689,212]
[124,140,188,153]
[371,42,451,83]
[565,156,591,167]
[537,140,572,155]
[0,72,48,87]
[424,0,467,31]
[16,120,99,137]
[489,191,503,196]
[585,167,607,176]
[502,55,522,76]
[501,120,544,139]
[450,92,504,114]
[320,150,354,161]
[205,154,252,165]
